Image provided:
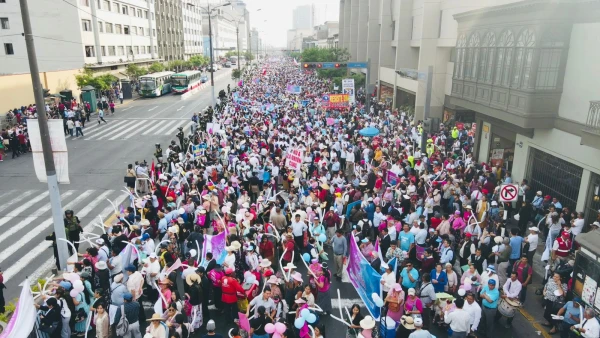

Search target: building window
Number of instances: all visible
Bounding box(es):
[0,18,9,29]
[139,27,144,36]
[144,10,148,19]
[108,46,116,55]
[152,12,154,20]
[536,33,564,90]
[494,30,514,87]
[113,3,119,13]
[105,23,113,33]
[80,0,89,6]
[101,46,106,56]
[137,9,142,17]
[512,29,536,89]
[123,25,129,34]
[96,0,101,9]
[134,46,139,54]
[82,19,92,31]
[85,45,95,57]
[117,46,124,55]
[98,21,103,32]
[454,34,467,79]
[153,29,156,36]
[4,43,13,55]
[141,46,145,54]
[464,33,480,80]
[131,26,137,35]
[103,0,110,10]
[130,6,135,16]
[478,32,495,83]
[121,5,128,14]
[115,24,122,34]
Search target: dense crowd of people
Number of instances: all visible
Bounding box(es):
[24,57,600,338]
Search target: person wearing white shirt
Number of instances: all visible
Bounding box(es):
[525,226,539,263]
[572,212,585,238]
[463,293,482,334]
[480,266,499,289]
[573,308,600,338]
[380,263,396,294]
[493,271,523,327]
[373,210,385,228]
[444,298,471,338]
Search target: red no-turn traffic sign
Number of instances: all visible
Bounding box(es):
[499,184,519,202]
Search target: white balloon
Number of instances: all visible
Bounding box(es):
[458,288,466,296]
[73,280,84,289]
[75,285,85,293]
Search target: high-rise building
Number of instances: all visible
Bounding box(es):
[181,0,203,60]
[0,0,160,113]
[155,0,184,61]
[202,6,237,59]
[293,5,313,30]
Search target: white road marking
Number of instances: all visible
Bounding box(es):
[164,120,186,135]
[83,120,128,138]
[121,107,132,111]
[0,190,86,264]
[10,190,120,284]
[106,120,148,140]
[148,106,158,111]
[88,121,134,140]
[141,120,170,135]
[177,106,185,111]
[0,190,37,215]
[0,191,50,229]
[152,120,178,135]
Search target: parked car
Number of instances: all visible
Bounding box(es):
[224,61,232,68]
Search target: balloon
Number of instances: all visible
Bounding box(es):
[274,322,287,333]
[307,313,317,324]
[73,280,83,289]
[372,293,384,308]
[272,334,281,338]
[66,273,79,282]
[75,285,85,293]
[264,323,275,334]
[294,317,306,329]
[69,289,79,298]
[457,288,466,297]
[235,214,243,223]
[300,308,311,320]
[318,234,327,242]
[302,253,311,262]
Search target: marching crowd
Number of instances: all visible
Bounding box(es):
[26,57,600,338]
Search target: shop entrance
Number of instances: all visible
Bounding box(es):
[489,133,515,172]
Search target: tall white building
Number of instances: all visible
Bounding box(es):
[338,0,600,223]
[202,6,237,58]
[293,5,314,30]
[182,0,203,59]
[0,0,160,114]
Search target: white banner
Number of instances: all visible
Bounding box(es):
[285,148,303,171]
[27,120,70,184]
[342,78,356,104]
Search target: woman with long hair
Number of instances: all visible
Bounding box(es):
[346,304,363,338]
[93,303,110,338]
[315,263,332,316]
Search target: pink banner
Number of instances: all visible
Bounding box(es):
[238,312,251,332]
[326,118,335,126]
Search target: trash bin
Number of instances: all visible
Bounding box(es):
[80,85,97,112]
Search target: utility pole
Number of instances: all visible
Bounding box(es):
[19,0,69,270]
[421,65,434,151]
[365,58,371,115]
[208,3,216,108]
[236,25,240,74]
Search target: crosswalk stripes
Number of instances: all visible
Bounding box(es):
[83,120,129,140]
[105,120,149,140]
[141,120,170,135]
[164,120,187,135]
[0,189,128,284]
[0,190,36,216]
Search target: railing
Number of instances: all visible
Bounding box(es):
[585,100,600,135]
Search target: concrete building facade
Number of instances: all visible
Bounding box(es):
[182,0,203,59]
[155,0,184,60]
[293,5,314,30]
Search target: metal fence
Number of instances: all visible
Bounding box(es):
[586,100,600,135]
[526,147,583,210]
[584,172,600,229]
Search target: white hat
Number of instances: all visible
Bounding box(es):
[380,262,389,270]
[591,221,600,227]
[95,238,104,245]
[149,253,158,259]
[491,201,498,206]
[259,259,272,268]
[140,219,150,226]
[188,249,197,257]
[414,317,423,327]
[408,288,416,296]
[283,262,297,270]
[360,316,376,329]
[528,226,540,232]
[494,236,503,244]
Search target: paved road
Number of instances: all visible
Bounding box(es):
[0,68,235,300]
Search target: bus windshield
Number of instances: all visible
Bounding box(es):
[140,79,156,90]
[172,77,188,87]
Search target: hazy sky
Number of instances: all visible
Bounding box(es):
[240,0,340,47]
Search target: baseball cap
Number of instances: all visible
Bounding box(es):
[414,317,423,327]
[488,279,496,286]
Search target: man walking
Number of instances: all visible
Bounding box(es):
[480,279,500,338]
[113,292,142,338]
[444,298,471,338]
[98,108,108,124]
[332,229,348,280]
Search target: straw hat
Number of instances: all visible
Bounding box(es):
[259,259,272,268]
[360,316,376,329]
[140,219,150,226]
[147,313,164,322]
[185,273,201,286]
[283,262,297,270]
[230,241,242,250]
[401,315,415,329]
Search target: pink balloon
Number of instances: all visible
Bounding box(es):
[274,322,287,333]
[73,280,83,289]
[69,289,79,298]
[272,334,281,338]
[264,323,275,334]
[75,285,85,293]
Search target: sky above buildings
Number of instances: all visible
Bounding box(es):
[240,0,340,47]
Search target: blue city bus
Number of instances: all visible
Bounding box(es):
[139,71,175,97]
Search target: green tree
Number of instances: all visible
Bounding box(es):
[189,55,209,68]
[244,51,254,61]
[167,60,184,72]
[225,50,239,58]
[231,68,242,80]
[75,68,118,91]
[125,64,147,80]
[148,62,165,73]
[300,47,352,79]
[289,51,302,60]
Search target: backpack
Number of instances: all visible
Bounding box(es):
[115,305,129,336]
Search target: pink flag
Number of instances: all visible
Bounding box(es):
[238,312,251,332]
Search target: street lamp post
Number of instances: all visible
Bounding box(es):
[204,2,231,108]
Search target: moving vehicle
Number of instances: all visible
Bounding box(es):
[139,71,175,97]
[171,70,203,94]
[224,61,232,68]
[200,74,208,83]
[230,57,237,65]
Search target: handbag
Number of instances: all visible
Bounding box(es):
[39,321,59,334]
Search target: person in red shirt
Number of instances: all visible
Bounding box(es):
[17,132,27,154]
[282,234,295,264]
[221,267,245,321]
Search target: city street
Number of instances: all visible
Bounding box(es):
[0,68,235,299]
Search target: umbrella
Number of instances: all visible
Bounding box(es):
[359,127,380,137]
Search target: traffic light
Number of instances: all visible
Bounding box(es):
[303,63,309,68]
[335,63,347,68]
[317,63,322,68]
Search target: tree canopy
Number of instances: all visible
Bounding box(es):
[300,48,352,79]
[148,62,165,73]
[75,68,118,91]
